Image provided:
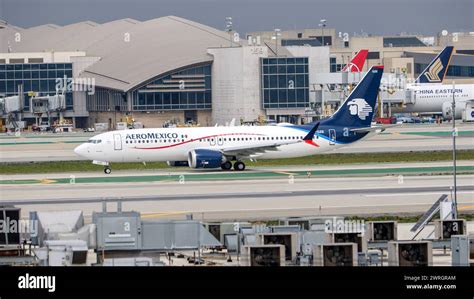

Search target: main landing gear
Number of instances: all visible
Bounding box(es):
[233,161,245,171]
[220,161,246,171]
[104,167,112,174]
[221,161,232,170]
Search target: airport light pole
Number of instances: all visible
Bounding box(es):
[319,19,327,46]
[273,28,281,56]
[451,81,458,218]
[225,17,233,47]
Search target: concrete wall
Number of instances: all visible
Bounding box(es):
[0,51,87,63]
[386,57,415,77]
[88,110,212,129]
[286,46,330,104]
[437,32,474,50]
[208,46,267,125]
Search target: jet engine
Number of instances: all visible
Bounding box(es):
[188,149,225,169]
[442,101,465,120]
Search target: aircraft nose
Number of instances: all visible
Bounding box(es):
[74,144,88,157]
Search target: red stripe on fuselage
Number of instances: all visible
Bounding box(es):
[133,133,266,150]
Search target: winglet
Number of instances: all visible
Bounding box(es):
[303,122,320,140]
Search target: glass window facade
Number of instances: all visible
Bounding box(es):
[281,39,322,47]
[86,87,127,112]
[132,64,212,111]
[261,57,309,109]
[415,63,474,78]
[0,63,74,111]
[330,57,343,73]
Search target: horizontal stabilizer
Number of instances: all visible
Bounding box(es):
[350,124,400,133]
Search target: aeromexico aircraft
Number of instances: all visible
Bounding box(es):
[74,66,384,174]
[398,46,474,119]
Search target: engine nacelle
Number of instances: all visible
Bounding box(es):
[188,149,225,169]
[442,101,465,120]
[167,161,189,167]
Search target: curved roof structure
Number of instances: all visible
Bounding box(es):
[0,16,240,91]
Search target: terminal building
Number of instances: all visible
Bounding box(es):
[0,16,473,129]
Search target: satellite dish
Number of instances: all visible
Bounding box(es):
[441,30,448,36]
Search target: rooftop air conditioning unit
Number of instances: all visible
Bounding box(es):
[367,221,397,242]
[242,245,285,266]
[388,241,433,266]
[255,232,298,261]
[313,243,358,266]
[434,219,466,240]
[331,232,367,253]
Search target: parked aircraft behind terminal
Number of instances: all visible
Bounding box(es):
[342,49,369,73]
[394,46,474,119]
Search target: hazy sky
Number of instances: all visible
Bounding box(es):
[1,0,473,36]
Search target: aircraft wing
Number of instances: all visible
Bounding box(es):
[220,141,299,157]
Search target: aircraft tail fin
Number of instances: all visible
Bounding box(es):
[416,46,454,83]
[322,66,384,128]
[342,49,369,72]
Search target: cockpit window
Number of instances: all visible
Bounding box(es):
[87,139,102,144]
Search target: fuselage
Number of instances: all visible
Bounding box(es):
[74,124,368,163]
[396,83,474,113]
[75,65,385,169]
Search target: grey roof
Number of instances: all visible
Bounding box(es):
[281,38,322,47]
[1,16,240,91]
[405,51,474,67]
[383,37,427,47]
[264,41,294,57]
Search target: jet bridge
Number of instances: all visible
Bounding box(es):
[0,95,24,130]
[29,93,66,128]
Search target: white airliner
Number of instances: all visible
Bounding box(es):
[402,84,474,119]
[74,66,385,174]
[394,46,474,119]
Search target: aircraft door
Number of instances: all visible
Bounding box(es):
[113,134,122,150]
[329,129,336,145]
[217,136,224,146]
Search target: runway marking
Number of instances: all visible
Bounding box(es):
[274,171,296,176]
[365,191,474,197]
[39,179,57,184]
[141,211,189,218]
[161,201,474,214]
[1,166,473,185]
[459,205,474,211]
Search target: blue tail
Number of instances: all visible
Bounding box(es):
[322,65,384,128]
[416,46,454,84]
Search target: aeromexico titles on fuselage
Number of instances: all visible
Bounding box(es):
[126,132,182,142]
